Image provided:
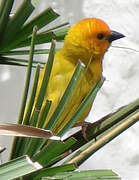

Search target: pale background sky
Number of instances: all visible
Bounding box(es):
[0,0,139,179]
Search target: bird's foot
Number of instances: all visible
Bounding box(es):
[74,121,92,141]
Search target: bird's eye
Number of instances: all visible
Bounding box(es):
[97,33,105,40]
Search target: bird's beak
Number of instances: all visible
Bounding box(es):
[108,30,125,43]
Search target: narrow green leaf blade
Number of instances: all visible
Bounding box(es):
[0,56,45,67]
[30,40,55,127]
[46,61,85,131]
[24,101,52,156]
[33,138,76,166]
[45,22,69,32]
[58,77,105,136]
[18,26,38,124]
[0,155,42,180]
[38,100,52,128]
[54,26,69,41]
[1,0,34,47]
[0,0,14,45]
[19,7,59,37]
[23,64,40,125]
[10,31,54,49]
[0,49,51,55]
[25,164,76,180]
[48,170,120,180]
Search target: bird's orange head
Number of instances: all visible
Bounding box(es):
[63,18,124,65]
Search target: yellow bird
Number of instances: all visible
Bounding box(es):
[34,18,124,136]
